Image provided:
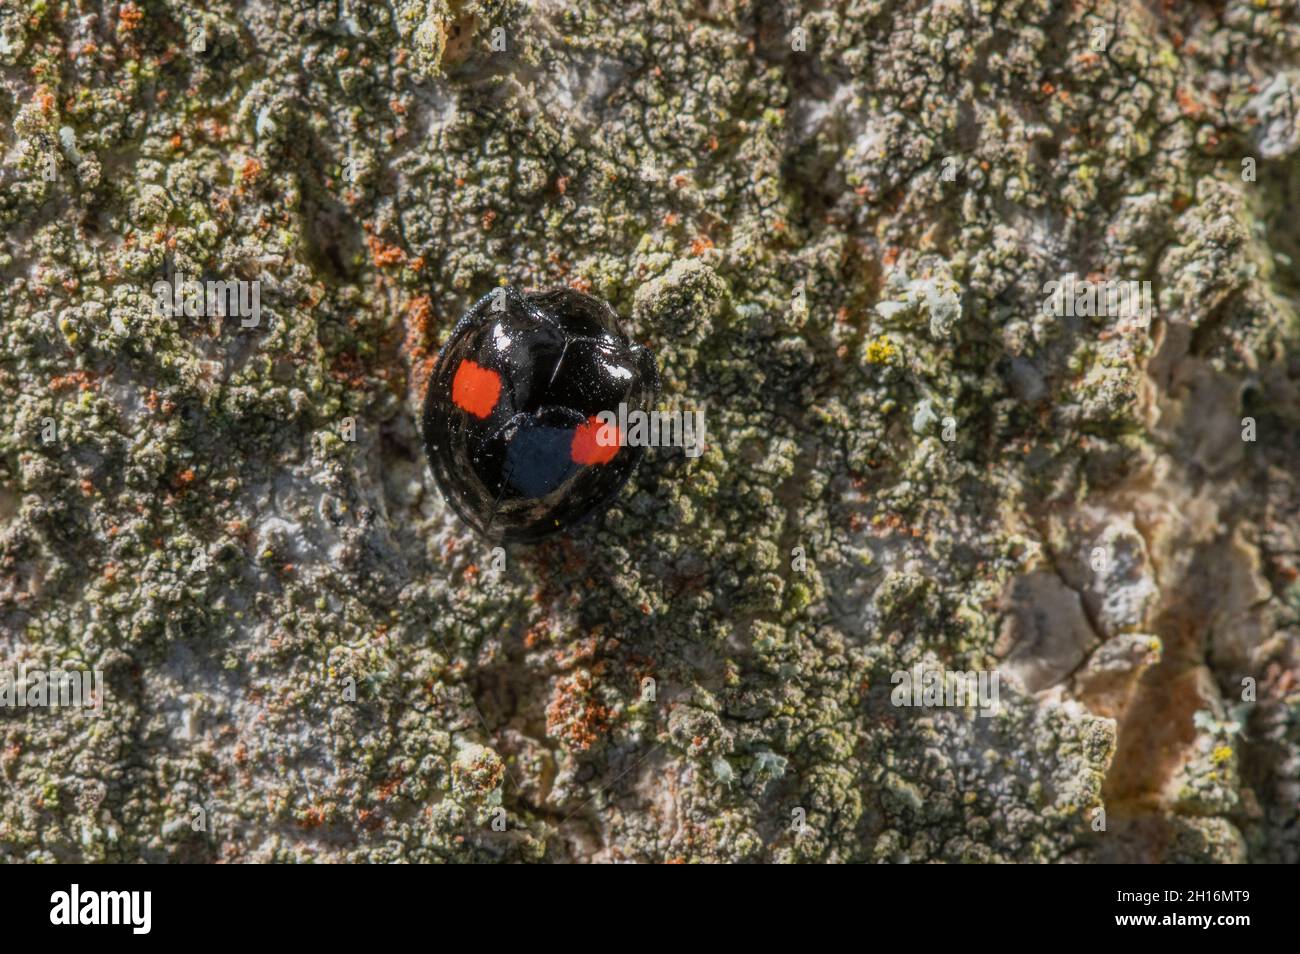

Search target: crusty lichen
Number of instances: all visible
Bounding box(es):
[1,0,1298,863]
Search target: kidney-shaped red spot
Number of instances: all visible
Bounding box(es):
[451,359,502,419]
[570,415,620,466]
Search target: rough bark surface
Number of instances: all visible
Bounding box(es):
[1,0,1298,862]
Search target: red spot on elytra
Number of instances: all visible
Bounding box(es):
[570,415,620,465]
[451,360,501,418]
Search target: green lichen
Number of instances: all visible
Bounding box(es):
[0,0,1298,864]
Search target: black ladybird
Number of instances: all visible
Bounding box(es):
[422,286,660,542]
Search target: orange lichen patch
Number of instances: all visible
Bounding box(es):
[118,2,144,31]
[568,275,593,293]
[395,297,442,400]
[570,416,620,466]
[328,350,369,389]
[173,468,196,489]
[451,748,504,795]
[870,512,924,538]
[689,235,714,256]
[302,284,325,309]
[522,621,550,649]
[481,209,497,231]
[554,175,569,194]
[238,157,263,184]
[554,634,600,669]
[48,370,98,392]
[1175,87,1204,118]
[401,294,436,363]
[662,212,679,227]
[546,671,612,751]
[364,231,405,268]
[451,359,501,418]
[204,118,231,142]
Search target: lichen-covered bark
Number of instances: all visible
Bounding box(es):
[1,0,1297,862]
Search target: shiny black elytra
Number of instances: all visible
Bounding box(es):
[421,286,659,543]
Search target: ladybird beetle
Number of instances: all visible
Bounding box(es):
[422,285,660,542]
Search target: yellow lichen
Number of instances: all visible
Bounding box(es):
[865,335,897,364]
